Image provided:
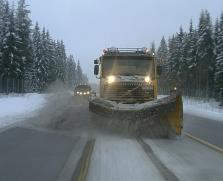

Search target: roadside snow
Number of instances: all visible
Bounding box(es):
[183,97,223,122]
[0,94,47,128]
[157,95,223,122]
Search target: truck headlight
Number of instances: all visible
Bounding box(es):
[145,76,151,83]
[107,75,115,84]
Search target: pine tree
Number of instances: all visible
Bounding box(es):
[0,1,3,77]
[175,27,185,86]
[0,1,10,77]
[167,35,177,86]
[82,73,88,84]
[157,37,168,90]
[0,0,87,93]
[1,3,20,79]
[16,0,33,79]
[66,55,76,88]
[45,30,56,84]
[55,40,66,82]
[186,20,198,94]
[39,28,50,90]
[0,0,5,48]
[157,36,168,65]
[179,29,189,90]
[167,27,185,88]
[31,22,42,91]
[214,13,223,104]
[76,60,83,85]
[196,10,215,97]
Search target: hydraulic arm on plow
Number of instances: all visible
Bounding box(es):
[89,48,183,137]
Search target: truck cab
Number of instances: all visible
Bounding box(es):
[94,48,161,103]
[75,85,91,96]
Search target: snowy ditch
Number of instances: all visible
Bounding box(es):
[183,97,223,122]
[0,93,47,128]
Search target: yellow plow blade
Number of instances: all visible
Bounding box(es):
[166,95,183,135]
[89,94,183,137]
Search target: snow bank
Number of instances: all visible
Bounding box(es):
[183,97,223,122]
[0,93,47,128]
[156,95,223,122]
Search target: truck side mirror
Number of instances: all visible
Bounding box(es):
[157,65,162,76]
[94,65,99,75]
[94,59,99,64]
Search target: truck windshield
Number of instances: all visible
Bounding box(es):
[102,57,154,77]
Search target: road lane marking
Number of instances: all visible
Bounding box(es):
[137,138,180,181]
[72,139,95,181]
[185,132,223,154]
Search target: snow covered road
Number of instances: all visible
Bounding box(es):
[1,93,223,181]
[86,134,223,181]
[87,136,165,181]
[144,136,223,181]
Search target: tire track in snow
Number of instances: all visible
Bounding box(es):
[137,137,180,181]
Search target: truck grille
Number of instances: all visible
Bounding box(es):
[104,82,154,102]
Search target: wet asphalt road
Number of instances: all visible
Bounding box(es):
[184,113,223,149]
[0,127,85,181]
[0,94,223,181]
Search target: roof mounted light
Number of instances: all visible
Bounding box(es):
[102,49,108,55]
[141,47,150,54]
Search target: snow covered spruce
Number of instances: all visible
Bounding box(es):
[156,11,223,106]
[0,0,87,94]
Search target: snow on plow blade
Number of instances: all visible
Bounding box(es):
[89,94,183,137]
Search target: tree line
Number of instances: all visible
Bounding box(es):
[0,0,88,93]
[156,10,223,104]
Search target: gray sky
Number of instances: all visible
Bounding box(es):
[12,0,223,83]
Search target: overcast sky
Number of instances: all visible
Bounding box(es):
[11,0,223,83]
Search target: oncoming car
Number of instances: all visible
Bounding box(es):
[75,85,91,96]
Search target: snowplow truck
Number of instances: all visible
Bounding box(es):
[89,48,183,137]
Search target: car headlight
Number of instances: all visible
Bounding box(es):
[107,75,115,84]
[145,76,151,83]
[84,92,87,95]
[80,92,83,95]
[87,91,90,94]
[77,91,80,94]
